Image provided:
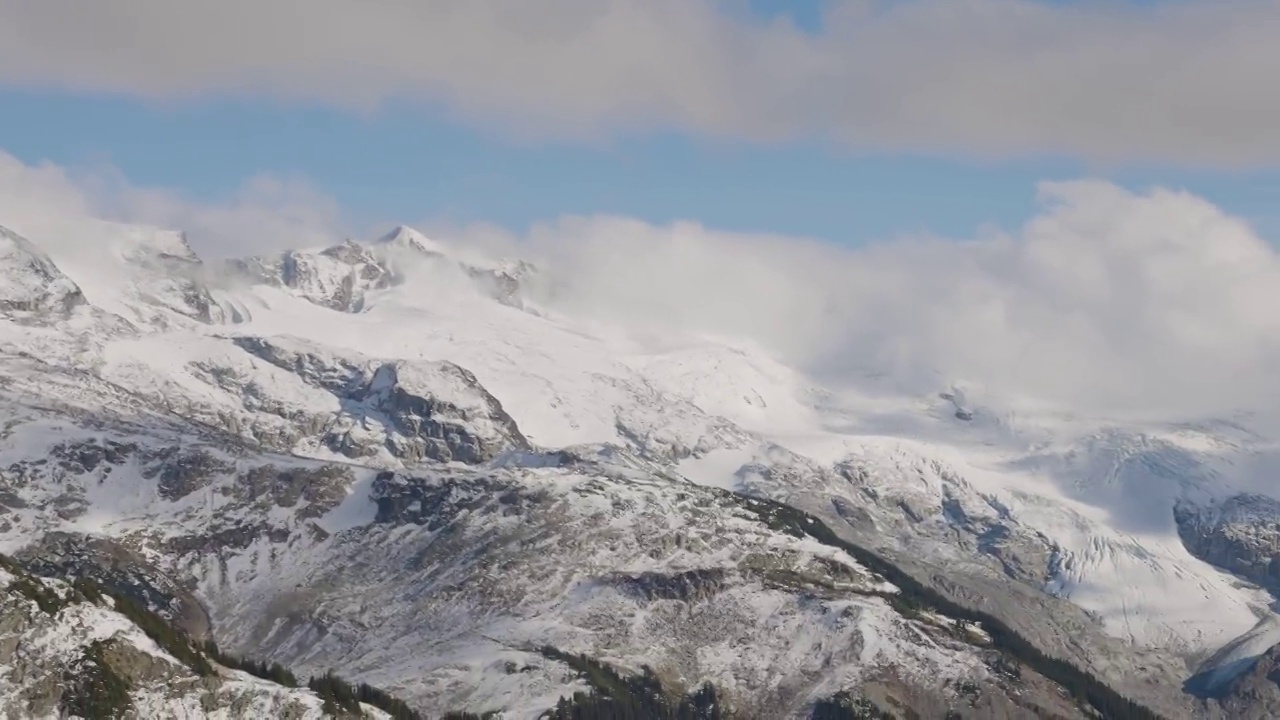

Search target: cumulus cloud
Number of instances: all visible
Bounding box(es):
[2,0,1280,165]
[0,150,346,258]
[455,182,1280,419]
[3,148,1278,419]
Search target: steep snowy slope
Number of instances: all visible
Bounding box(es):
[0,405,1101,719]
[0,557,391,719]
[0,224,85,319]
[3,216,1280,716]
[27,219,221,329]
[193,236,1276,663]
[224,225,532,316]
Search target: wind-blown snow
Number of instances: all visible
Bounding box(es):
[0,225,82,313]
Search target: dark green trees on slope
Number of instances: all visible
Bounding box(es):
[538,646,724,720]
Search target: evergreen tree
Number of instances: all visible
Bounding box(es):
[59,641,133,720]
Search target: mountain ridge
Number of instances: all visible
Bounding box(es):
[0,217,1277,717]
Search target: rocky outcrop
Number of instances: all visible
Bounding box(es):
[1175,495,1280,589]
[743,449,1199,719]
[227,228,536,314]
[109,226,224,326]
[0,225,86,320]
[144,236,222,324]
[15,532,213,640]
[229,464,355,519]
[210,460,1111,719]
[462,259,538,310]
[229,240,396,313]
[229,336,530,464]
[355,361,530,464]
[0,557,342,718]
[608,568,729,603]
[7,439,236,504]
[228,336,365,394]
[1213,644,1280,720]
[148,447,238,502]
[0,433,355,571]
[370,470,541,528]
[159,462,354,557]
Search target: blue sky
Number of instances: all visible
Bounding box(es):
[8,90,1280,246]
[3,0,1280,247]
[0,91,1042,242]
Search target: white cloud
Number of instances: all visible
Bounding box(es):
[0,150,346,258]
[3,0,1280,165]
[3,148,1279,419]
[455,182,1280,419]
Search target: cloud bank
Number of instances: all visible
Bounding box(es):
[0,151,345,258]
[3,149,1279,419]
[458,184,1280,420]
[3,0,1280,165]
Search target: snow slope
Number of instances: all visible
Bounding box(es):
[0,224,84,318]
[188,234,1275,660]
[2,217,1279,715]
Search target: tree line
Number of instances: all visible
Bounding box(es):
[737,496,1165,720]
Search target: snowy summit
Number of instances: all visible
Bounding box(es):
[0,215,1275,719]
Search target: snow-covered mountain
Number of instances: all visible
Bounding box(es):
[3,216,1280,717]
[0,225,84,319]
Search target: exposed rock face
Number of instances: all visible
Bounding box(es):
[149,447,238,502]
[0,559,353,719]
[6,439,238,506]
[816,457,1062,591]
[226,229,537,314]
[229,240,397,313]
[1175,495,1280,589]
[229,464,354,520]
[608,568,729,603]
[357,361,530,464]
[15,532,213,640]
[229,229,445,311]
[739,449,1202,719]
[97,225,226,327]
[177,462,1106,720]
[1214,644,1280,720]
[52,438,139,474]
[463,259,538,310]
[0,432,357,585]
[125,231,222,324]
[0,225,86,320]
[158,461,355,557]
[369,470,536,527]
[228,335,531,464]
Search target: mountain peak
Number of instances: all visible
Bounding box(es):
[373,224,446,256]
[0,224,86,318]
